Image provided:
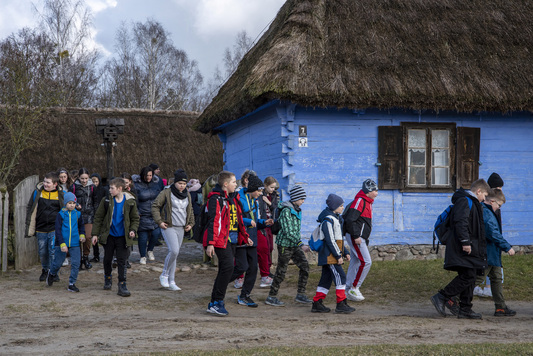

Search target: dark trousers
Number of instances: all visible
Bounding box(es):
[103,235,128,282]
[211,244,236,302]
[441,267,476,310]
[269,245,309,297]
[231,246,258,297]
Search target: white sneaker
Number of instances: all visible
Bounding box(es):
[147,251,155,261]
[260,276,273,288]
[140,257,147,265]
[62,258,69,267]
[482,287,493,298]
[159,274,169,288]
[347,287,365,301]
[234,277,244,289]
[473,286,484,297]
[168,282,181,291]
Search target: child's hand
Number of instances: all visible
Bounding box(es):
[80,236,86,243]
[354,237,362,245]
[246,238,253,246]
[508,248,516,256]
[250,220,256,228]
[159,222,168,229]
[184,225,192,232]
[76,204,82,211]
[345,254,351,262]
[338,257,344,265]
[206,245,214,258]
[61,246,68,253]
[92,236,98,245]
[462,245,472,254]
[129,231,135,238]
[301,245,310,252]
[265,219,274,226]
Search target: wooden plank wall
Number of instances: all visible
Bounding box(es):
[14,175,40,270]
[223,104,533,245]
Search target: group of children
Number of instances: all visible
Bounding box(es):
[431,173,516,319]
[203,169,379,316]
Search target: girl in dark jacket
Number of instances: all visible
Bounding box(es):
[256,176,279,287]
[90,173,108,262]
[70,168,96,269]
[133,166,163,264]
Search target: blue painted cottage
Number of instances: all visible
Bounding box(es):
[195,0,533,245]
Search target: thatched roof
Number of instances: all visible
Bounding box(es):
[7,107,222,187]
[195,0,533,133]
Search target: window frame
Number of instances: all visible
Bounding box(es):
[401,122,457,193]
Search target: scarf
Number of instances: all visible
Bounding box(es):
[171,184,188,200]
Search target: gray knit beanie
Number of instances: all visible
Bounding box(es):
[289,185,306,201]
[362,179,378,194]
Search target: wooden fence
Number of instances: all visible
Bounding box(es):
[0,190,8,272]
[13,175,39,270]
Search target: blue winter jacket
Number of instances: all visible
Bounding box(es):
[55,208,85,248]
[237,187,267,246]
[317,208,346,266]
[483,203,512,267]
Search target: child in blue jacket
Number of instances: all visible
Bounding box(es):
[311,194,355,314]
[47,192,85,292]
[479,188,516,316]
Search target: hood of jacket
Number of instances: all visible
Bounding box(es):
[207,184,227,199]
[132,174,160,185]
[452,188,477,204]
[74,179,95,188]
[318,208,339,223]
[354,189,374,204]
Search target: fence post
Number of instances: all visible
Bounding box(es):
[14,175,39,270]
[0,191,6,271]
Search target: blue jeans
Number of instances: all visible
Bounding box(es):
[138,228,161,257]
[36,231,55,270]
[50,246,81,285]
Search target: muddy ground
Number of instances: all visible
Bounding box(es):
[1,241,532,355]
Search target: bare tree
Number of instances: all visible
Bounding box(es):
[34,0,99,106]
[0,29,59,185]
[99,19,203,111]
[223,30,253,78]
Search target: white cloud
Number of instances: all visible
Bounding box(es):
[194,0,285,39]
[86,0,118,14]
[0,1,37,37]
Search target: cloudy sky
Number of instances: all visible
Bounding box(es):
[0,0,285,79]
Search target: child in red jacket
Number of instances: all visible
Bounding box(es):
[204,171,251,316]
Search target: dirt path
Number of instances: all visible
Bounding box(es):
[1,242,532,355]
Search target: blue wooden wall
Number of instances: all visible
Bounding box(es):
[220,101,533,246]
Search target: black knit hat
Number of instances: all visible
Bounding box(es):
[488,172,504,189]
[247,174,264,193]
[174,169,187,183]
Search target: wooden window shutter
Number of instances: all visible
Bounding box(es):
[456,127,480,189]
[378,126,404,189]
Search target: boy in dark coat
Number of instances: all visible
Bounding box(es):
[431,179,490,319]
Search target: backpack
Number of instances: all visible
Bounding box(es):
[270,206,287,235]
[433,197,472,253]
[193,202,209,243]
[308,221,326,252]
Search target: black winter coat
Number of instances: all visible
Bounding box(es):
[133,175,163,231]
[443,188,487,271]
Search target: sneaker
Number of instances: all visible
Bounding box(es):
[168,282,181,291]
[234,277,244,289]
[62,258,69,267]
[482,287,493,298]
[238,294,258,308]
[159,274,170,288]
[457,308,482,319]
[430,292,447,317]
[140,257,147,265]
[117,282,131,297]
[207,300,229,316]
[147,251,155,261]
[444,297,460,316]
[295,293,312,304]
[311,299,331,313]
[90,256,100,263]
[494,307,516,317]
[67,284,80,292]
[346,288,365,302]
[473,286,484,297]
[39,269,48,282]
[53,274,60,282]
[259,276,273,288]
[335,299,356,314]
[104,275,112,290]
[46,272,56,287]
[265,296,285,307]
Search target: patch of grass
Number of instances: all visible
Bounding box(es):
[278,254,533,303]
[41,301,61,313]
[146,343,533,355]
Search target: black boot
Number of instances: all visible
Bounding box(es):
[39,269,48,282]
[117,282,131,297]
[104,275,112,290]
[311,299,331,313]
[430,292,447,317]
[457,308,482,320]
[335,299,355,314]
[46,272,56,287]
[83,257,93,270]
[90,256,100,263]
